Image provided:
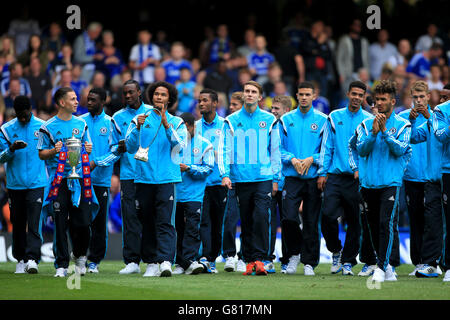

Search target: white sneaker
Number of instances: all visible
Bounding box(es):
[236,259,246,273]
[119,262,141,274]
[385,265,397,281]
[54,268,68,277]
[304,264,315,276]
[358,264,377,276]
[87,262,99,273]
[342,263,354,276]
[25,260,38,274]
[372,267,385,282]
[185,261,204,275]
[415,264,438,278]
[74,256,87,276]
[409,264,423,276]
[443,270,450,282]
[437,266,443,275]
[15,260,26,274]
[286,254,301,274]
[330,251,342,274]
[172,264,185,275]
[143,263,160,277]
[224,257,236,272]
[159,261,172,277]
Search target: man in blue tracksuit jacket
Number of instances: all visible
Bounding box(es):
[432,97,450,282]
[109,80,151,274]
[81,87,121,273]
[195,88,227,273]
[398,81,433,274]
[37,87,96,277]
[219,80,281,276]
[174,112,214,275]
[409,96,443,278]
[126,81,187,277]
[279,81,327,276]
[318,81,372,276]
[0,96,47,274]
[356,80,411,282]
[399,80,442,277]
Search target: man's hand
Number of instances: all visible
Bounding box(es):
[222,177,232,190]
[272,182,279,196]
[299,156,314,175]
[354,170,359,180]
[377,113,387,133]
[415,105,430,119]
[85,141,93,154]
[137,114,148,130]
[180,163,190,172]
[409,108,419,120]
[372,117,380,135]
[9,140,27,152]
[90,160,97,171]
[317,176,327,191]
[118,139,127,153]
[54,141,63,154]
[291,158,303,175]
[161,104,170,129]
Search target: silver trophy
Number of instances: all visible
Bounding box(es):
[66,134,82,179]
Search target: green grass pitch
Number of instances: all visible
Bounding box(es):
[1,262,449,300]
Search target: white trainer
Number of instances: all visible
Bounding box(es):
[15,260,26,274]
[342,263,354,276]
[224,257,236,272]
[437,266,443,275]
[330,251,342,274]
[87,262,99,273]
[415,264,439,278]
[160,261,172,277]
[236,259,246,273]
[25,260,38,274]
[119,262,141,274]
[304,264,315,276]
[185,261,204,275]
[172,264,185,275]
[358,264,377,276]
[443,270,450,282]
[74,256,87,276]
[54,268,68,277]
[409,264,423,276]
[385,265,397,281]
[372,267,385,282]
[143,263,160,277]
[286,254,301,274]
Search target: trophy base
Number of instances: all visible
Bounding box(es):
[67,173,81,180]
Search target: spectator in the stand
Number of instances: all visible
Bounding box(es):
[106,75,124,116]
[7,8,40,55]
[263,62,294,97]
[442,65,450,86]
[236,68,252,91]
[428,64,444,91]
[387,39,412,69]
[336,19,370,95]
[120,69,132,83]
[154,30,171,59]
[154,66,166,82]
[282,11,308,51]
[73,22,103,83]
[176,67,196,114]
[51,68,72,100]
[415,23,444,53]
[429,89,441,108]
[190,58,202,83]
[70,64,88,101]
[129,29,161,88]
[198,26,215,67]
[371,64,393,90]
[357,67,373,95]
[394,90,412,114]
[203,59,232,97]
[49,43,73,86]
[263,80,296,111]
[94,30,125,83]
[407,42,443,80]
[311,81,331,114]
[18,34,48,74]
[42,22,65,54]
[237,29,256,59]
[25,56,52,112]
[369,29,398,81]
[273,34,305,86]
[0,35,16,68]
[209,24,232,65]
[4,79,21,109]
[162,42,192,84]
[247,35,275,85]
[80,71,110,112]
[0,62,32,98]
[299,20,332,98]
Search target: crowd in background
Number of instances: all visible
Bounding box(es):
[0,12,449,233]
